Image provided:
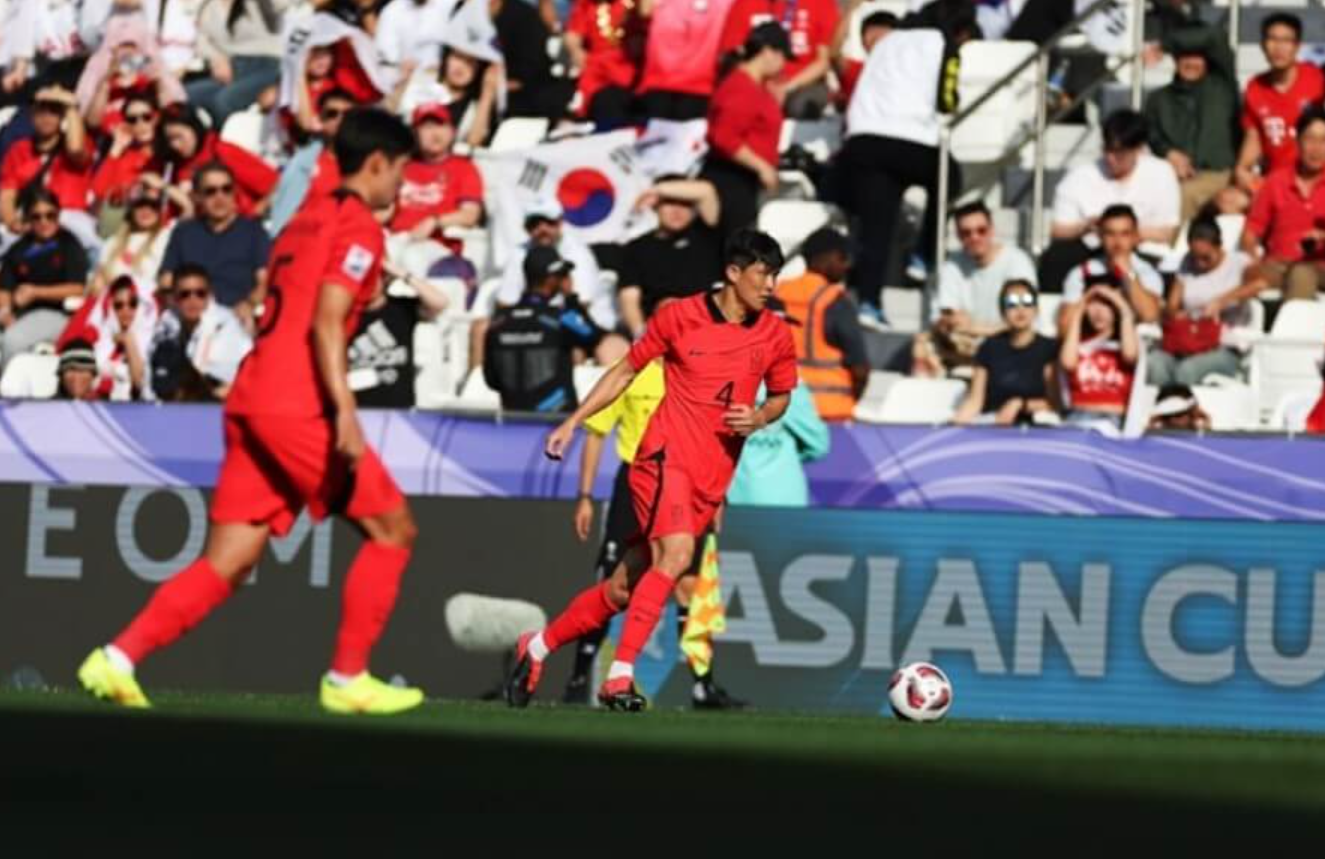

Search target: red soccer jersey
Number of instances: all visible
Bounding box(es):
[91,143,153,204]
[568,0,646,112]
[0,138,94,212]
[718,0,839,83]
[152,134,278,217]
[707,67,783,166]
[226,189,384,418]
[309,147,342,200]
[389,155,484,233]
[627,291,798,500]
[637,0,739,97]
[1242,62,1325,175]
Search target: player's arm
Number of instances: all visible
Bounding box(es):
[724,392,790,436]
[313,282,365,462]
[544,359,638,460]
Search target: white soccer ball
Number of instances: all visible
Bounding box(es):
[888,662,953,722]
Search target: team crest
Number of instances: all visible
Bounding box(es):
[343,244,375,281]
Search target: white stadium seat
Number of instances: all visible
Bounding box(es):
[1273,389,1322,432]
[855,377,967,424]
[487,118,550,153]
[456,367,501,411]
[0,351,59,400]
[1191,383,1259,432]
[951,41,1038,164]
[220,106,265,158]
[757,200,841,257]
[882,287,924,333]
[1250,300,1325,420]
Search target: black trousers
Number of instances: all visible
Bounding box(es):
[838,134,962,301]
[701,156,761,244]
[637,89,710,122]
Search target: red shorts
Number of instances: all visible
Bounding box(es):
[628,452,722,541]
[211,414,405,536]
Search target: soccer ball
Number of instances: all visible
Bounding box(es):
[888,662,953,722]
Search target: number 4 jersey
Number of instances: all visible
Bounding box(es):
[626,291,798,503]
[227,189,385,418]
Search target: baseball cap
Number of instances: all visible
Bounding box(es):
[524,198,564,228]
[59,339,97,373]
[523,245,575,283]
[411,102,454,127]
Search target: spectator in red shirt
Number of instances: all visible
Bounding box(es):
[636,0,741,121]
[1243,106,1325,302]
[1235,13,1324,200]
[389,103,484,261]
[92,93,160,210]
[151,103,278,218]
[719,0,839,119]
[565,0,648,127]
[268,88,355,235]
[76,19,186,141]
[0,85,96,254]
[1060,284,1138,432]
[832,7,897,110]
[701,22,788,241]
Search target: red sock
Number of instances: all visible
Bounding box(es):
[615,569,674,666]
[543,581,618,651]
[112,559,234,664]
[331,541,411,676]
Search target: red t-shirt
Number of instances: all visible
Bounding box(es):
[389,156,484,234]
[627,291,798,500]
[637,0,739,97]
[718,0,839,83]
[1245,167,1325,262]
[98,75,155,138]
[0,138,95,212]
[568,0,646,112]
[1242,63,1325,176]
[1067,339,1133,412]
[227,190,384,418]
[153,135,278,217]
[309,147,342,201]
[706,67,783,166]
[91,143,153,205]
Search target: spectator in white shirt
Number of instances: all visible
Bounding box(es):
[149,262,252,401]
[837,2,977,312]
[913,200,1037,377]
[1057,204,1163,333]
[1148,216,1267,387]
[1041,109,1181,291]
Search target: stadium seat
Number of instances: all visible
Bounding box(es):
[757,200,841,257]
[852,370,902,420]
[1191,383,1259,431]
[951,41,1038,164]
[487,117,550,153]
[1037,294,1062,336]
[0,351,59,400]
[573,364,606,399]
[456,367,501,411]
[1272,388,1322,432]
[855,377,967,424]
[1270,299,1325,338]
[881,287,924,333]
[220,106,265,158]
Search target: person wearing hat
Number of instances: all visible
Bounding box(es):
[491,197,615,352]
[0,84,95,253]
[718,0,841,120]
[701,21,789,241]
[776,226,869,421]
[483,245,611,413]
[56,338,100,401]
[1148,383,1212,432]
[388,102,484,247]
[618,175,723,339]
[1143,22,1240,221]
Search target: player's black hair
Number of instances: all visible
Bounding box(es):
[1187,217,1223,248]
[724,228,785,275]
[861,10,899,39]
[1296,104,1325,139]
[334,107,414,176]
[1099,203,1138,228]
[1101,109,1148,151]
[1262,12,1302,42]
[172,262,212,287]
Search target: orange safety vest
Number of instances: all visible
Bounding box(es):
[777,272,857,421]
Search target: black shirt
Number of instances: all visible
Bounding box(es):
[160,216,271,308]
[495,0,553,90]
[975,331,1059,412]
[619,222,723,317]
[350,296,419,409]
[483,292,604,413]
[0,228,88,317]
[821,294,869,367]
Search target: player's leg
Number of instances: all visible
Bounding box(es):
[78,416,283,708]
[322,448,425,715]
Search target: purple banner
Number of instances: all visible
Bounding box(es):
[1,402,1324,522]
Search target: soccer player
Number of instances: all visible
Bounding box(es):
[77,108,425,715]
[506,228,797,711]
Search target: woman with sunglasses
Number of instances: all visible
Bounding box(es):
[0,189,91,372]
[151,103,278,217]
[953,279,1060,425]
[92,181,176,294]
[92,94,163,212]
[77,19,187,141]
[91,275,153,400]
[1059,283,1138,431]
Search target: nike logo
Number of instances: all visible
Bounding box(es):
[689,349,706,356]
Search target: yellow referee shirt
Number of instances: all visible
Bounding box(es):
[583,360,665,464]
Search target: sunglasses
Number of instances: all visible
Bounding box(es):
[320,107,346,121]
[113,298,139,311]
[198,183,234,197]
[33,100,66,114]
[130,196,162,209]
[1002,293,1038,310]
[28,210,59,223]
[124,111,155,125]
[177,288,209,300]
